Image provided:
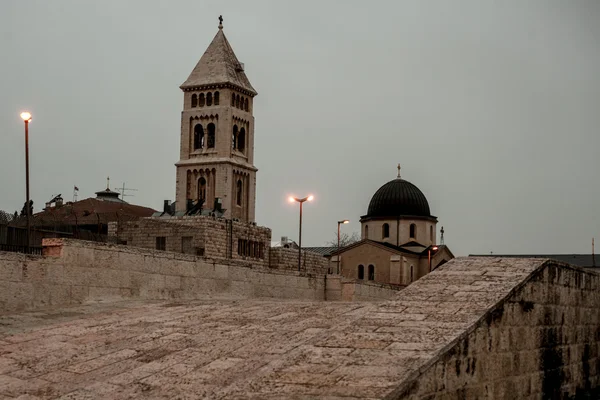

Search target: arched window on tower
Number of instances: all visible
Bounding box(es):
[199,93,205,107]
[430,225,433,243]
[368,265,375,281]
[207,92,213,106]
[214,91,220,105]
[410,223,417,239]
[236,179,243,206]
[231,93,235,106]
[232,125,238,150]
[207,123,215,148]
[191,94,198,108]
[382,223,389,239]
[238,128,246,153]
[365,225,369,239]
[198,177,207,202]
[410,266,414,282]
[244,98,249,112]
[236,95,240,109]
[358,265,364,280]
[193,124,204,150]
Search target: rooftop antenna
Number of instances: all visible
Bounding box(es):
[397,163,401,179]
[73,185,79,202]
[115,182,138,201]
[593,238,596,268]
[440,226,444,245]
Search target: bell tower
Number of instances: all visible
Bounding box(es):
[175,16,258,222]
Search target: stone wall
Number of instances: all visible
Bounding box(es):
[268,247,329,275]
[108,215,271,266]
[387,259,600,399]
[0,239,399,314]
[340,278,405,302]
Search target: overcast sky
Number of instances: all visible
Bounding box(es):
[1,1,599,256]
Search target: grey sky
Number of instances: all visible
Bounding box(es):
[1,1,599,256]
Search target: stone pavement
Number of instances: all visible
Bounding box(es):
[0,257,549,399]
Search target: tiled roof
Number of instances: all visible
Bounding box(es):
[31,198,156,226]
[180,28,257,95]
[303,246,337,257]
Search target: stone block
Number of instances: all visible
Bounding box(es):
[165,275,181,290]
[0,260,23,282]
[88,286,126,301]
[0,281,33,312]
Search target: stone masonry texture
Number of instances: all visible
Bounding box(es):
[0,251,599,398]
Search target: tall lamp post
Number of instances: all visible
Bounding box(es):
[336,219,349,274]
[20,112,32,253]
[289,195,314,272]
[428,246,439,272]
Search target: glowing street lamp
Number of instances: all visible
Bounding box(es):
[289,195,314,272]
[20,112,32,253]
[336,219,349,274]
[428,246,439,272]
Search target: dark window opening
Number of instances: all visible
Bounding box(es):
[232,125,238,149]
[156,237,166,251]
[214,91,220,105]
[365,225,369,239]
[207,123,216,148]
[193,124,204,150]
[244,98,249,112]
[236,95,240,109]
[198,177,207,201]
[430,225,433,242]
[410,266,414,282]
[410,223,417,239]
[207,92,213,106]
[191,94,198,108]
[236,179,243,206]
[368,265,375,281]
[382,223,389,239]
[231,93,235,106]
[199,93,205,107]
[238,128,246,153]
[181,236,193,254]
[358,265,364,280]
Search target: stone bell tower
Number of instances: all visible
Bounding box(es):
[175,16,257,222]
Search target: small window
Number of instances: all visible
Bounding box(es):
[365,225,369,239]
[181,236,192,254]
[155,237,166,251]
[191,94,198,108]
[232,125,238,149]
[193,124,204,150]
[207,123,216,148]
[236,179,243,206]
[238,128,246,153]
[214,91,220,105]
[207,92,213,106]
[382,223,389,239]
[410,223,417,239]
[368,265,375,281]
[231,93,235,106]
[244,98,249,112]
[199,93,205,107]
[410,265,414,282]
[430,225,434,242]
[198,177,207,201]
[358,265,364,280]
[236,95,240,109]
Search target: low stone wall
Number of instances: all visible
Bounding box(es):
[268,247,329,275]
[340,279,404,301]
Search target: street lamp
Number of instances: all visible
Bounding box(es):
[20,112,32,253]
[336,219,349,274]
[289,195,314,272]
[428,246,439,273]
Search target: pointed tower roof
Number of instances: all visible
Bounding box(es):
[180,22,257,96]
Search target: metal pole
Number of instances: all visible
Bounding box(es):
[298,200,303,272]
[25,120,30,254]
[337,222,340,274]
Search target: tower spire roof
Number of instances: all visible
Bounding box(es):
[180,20,257,95]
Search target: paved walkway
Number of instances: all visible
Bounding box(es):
[0,299,399,399]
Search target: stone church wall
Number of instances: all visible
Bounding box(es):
[108,215,271,266]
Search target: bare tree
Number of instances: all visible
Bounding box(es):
[325,231,361,247]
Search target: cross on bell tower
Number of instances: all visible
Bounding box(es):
[175,17,258,222]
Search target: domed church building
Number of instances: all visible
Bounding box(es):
[333,165,454,287]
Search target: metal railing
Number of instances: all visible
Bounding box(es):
[0,244,42,255]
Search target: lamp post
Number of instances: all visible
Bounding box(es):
[336,219,349,274]
[289,195,314,272]
[20,112,32,254]
[428,246,439,273]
